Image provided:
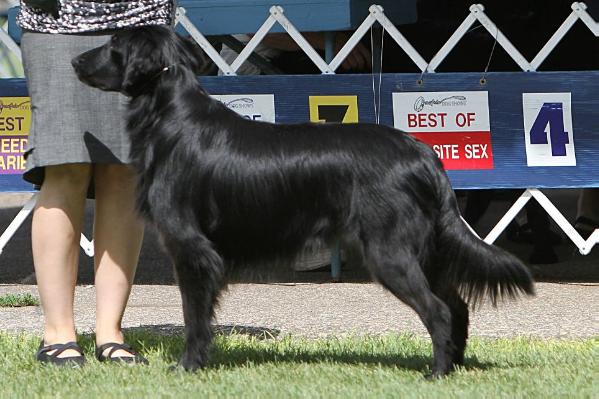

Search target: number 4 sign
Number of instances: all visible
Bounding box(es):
[523,93,576,166]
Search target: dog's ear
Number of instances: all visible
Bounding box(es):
[177,34,214,76]
[121,45,159,97]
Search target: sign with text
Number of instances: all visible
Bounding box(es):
[309,95,359,123]
[523,93,575,166]
[0,97,30,175]
[392,91,493,170]
[212,94,276,122]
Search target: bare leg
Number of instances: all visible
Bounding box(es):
[32,164,92,357]
[93,164,144,357]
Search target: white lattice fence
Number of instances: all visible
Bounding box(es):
[175,2,599,75]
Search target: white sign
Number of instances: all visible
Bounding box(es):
[392,91,493,170]
[212,94,276,122]
[393,91,490,132]
[523,93,575,166]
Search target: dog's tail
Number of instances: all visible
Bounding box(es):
[435,184,535,307]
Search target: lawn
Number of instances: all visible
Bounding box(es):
[0,331,596,398]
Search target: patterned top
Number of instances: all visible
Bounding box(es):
[17,0,175,34]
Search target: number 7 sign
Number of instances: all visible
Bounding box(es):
[523,93,576,166]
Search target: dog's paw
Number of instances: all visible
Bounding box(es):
[168,362,204,373]
[425,365,453,380]
[167,364,183,373]
[178,355,207,372]
[425,370,451,380]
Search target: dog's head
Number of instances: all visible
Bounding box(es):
[72,26,210,97]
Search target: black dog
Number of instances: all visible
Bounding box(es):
[72,26,534,377]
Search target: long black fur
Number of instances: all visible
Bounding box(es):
[72,26,534,376]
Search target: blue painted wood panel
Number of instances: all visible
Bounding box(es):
[177,0,417,35]
[1,71,598,192]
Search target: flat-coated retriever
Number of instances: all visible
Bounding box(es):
[72,26,534,377]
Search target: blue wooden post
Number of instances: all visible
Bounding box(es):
[330,242,342,282]
[324,31,342,281]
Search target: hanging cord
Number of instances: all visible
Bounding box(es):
[370,26,384,124]
[481,26,499,83]
[466,23,484,34]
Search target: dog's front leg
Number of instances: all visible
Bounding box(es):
[163,232,225,371]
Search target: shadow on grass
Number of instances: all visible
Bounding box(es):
[76,324,495,374]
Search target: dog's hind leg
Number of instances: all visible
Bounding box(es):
[367,247,455,377]
[162,232,225,371]
[434,287,469,367]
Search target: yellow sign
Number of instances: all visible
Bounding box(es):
[0,97,31,136]
[309,96,358,123]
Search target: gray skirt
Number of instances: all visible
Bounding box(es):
[21,31,130,186]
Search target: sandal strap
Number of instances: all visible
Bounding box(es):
[37,341,83,358]
[95,342,138,360]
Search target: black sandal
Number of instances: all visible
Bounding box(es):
[36,341,86,366]
[95,342,148,364]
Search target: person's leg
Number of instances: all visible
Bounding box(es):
[93,164,144,358]
[32,164,92,357]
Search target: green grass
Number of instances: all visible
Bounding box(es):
[0,332,596,398]
[0,293,40,307]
